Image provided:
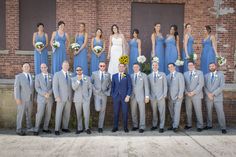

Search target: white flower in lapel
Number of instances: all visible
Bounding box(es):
[32,74,35,80]
[68,72,73,77]
[83,77,87,82]
[215,74,218,79]
[157,73,162,79]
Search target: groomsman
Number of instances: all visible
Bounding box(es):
[111,63,132,133]
[53,60,72,135]
[130,63,149,133]
[91,62,111,133]
[14,62,34,136]
[167,63,185,132]
[204,63,227,134]
[34,63,53,135]
[184,61,204,132]
[148,61,167,133]
[72,66,92,134]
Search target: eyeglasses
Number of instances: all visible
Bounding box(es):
[76,69,82,71]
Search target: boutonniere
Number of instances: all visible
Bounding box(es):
[32,74,35,80]
[68,72,73,77]
[157,74,162,79]
[83,77,87,81]
[122,73,126,78]
[48,75,52,82]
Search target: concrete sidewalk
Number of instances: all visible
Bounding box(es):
[0,128,236,157]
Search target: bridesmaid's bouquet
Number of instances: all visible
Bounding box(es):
[70,43,80,52]
[35,42,44,49]
[175,59,184,66]
[152,56,159,63]
[93,46,103,54]
[187,53,197,62]
[137,55,146,64]
[217,56,227,66]
[52,41,60,49]
[119,55,129,65]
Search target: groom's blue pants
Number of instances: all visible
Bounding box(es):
[113,95,128,129]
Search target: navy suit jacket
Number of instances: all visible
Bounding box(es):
[111,73,132,99]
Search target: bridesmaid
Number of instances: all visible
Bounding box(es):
[33,22,49,74]
[50,21,70,74]
[164,25,181,75]
[182,23,194,72]
[151,23,165,72]
[90,28,106,75]
[129,29,141,74]
[74,23,88,75]
[200,25,218,75]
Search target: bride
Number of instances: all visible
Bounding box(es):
[107,24,127,77]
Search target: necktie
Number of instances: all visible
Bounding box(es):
[27,74,31,85]
[154,73,157,83]
[65,72,68,83]
[135,74,137,84]
[101,72,104,83]
[171,73,174,81]
[211,73,214,83]
[44,75,48,86]
[190,72,193,81]
[119,73,122,82]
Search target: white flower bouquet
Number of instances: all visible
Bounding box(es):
[35,42,44,49]
[217,56,227,66]
[175,59,184,66]
[137,55,146,64]
[70,43,80,52]
[93,46,103,54]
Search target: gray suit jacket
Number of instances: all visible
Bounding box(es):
[91,71,111,97]
[53,70,72,102]
[131,72,149,102]
[167,71,185,100]
[14,73,34,102]
[35,73,54,104]
[204,71,225,101]
[72,75,92,103]
[148,72,167,101]
[184,70,204,99]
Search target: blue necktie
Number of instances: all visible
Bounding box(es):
[211,73,214,83]
[119,74,122,82]
[27,74,31,85]
[135,74,137,84]
[101,73,104,83]
[44,75,48,86]
[65,73,68,83]
[190,72,193,81]
[80,79,83,85]
[171,73,174,81]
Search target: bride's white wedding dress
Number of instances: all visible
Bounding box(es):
[108,37,123,77]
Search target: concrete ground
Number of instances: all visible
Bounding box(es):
[0,128,236,157]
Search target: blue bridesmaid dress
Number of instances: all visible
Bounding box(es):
[34,33,48,75]
[154,35,165,72]
[128,39,139,74]
[164,36,178,75]
[200,36,216,75]
[74,34,88,75]
[182,35,194,73]
[52,31,67,74]
[90,38,106,75]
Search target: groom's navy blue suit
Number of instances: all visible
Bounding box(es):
[111,73,132,129]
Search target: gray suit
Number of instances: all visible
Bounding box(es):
[91,71,111,129]
[184,70,204,128]
[204,71,226,129]
[130,72,149,129]
[53,70,72,131]
[148,72,167,129]
[72,75,92,130]
[167,71,185,128]
[14,73,34,132]
[34,73,54,132]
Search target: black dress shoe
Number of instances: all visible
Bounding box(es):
[184,126,192,130]
[150,126,157,131]
[173,128,178,133]
[159,128,164,133]
[197,128,203,132]
[55,131,60,135]
[132,127,138,131]
[204,126,212,130]
[75,130,83,134]
[139,129,144,133]
[124,128,129,133]
[62,129,71,133]
[111,128,118,132]
[43,130,52,134]
[33,132,39,136]
[17,131,26,136]
[98,128,103,133]
[86,129,91,134]
[168,127,173,130]
[222,129,227,134]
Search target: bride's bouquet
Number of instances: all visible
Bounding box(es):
[35,42,44,49]
[93,46,103,54]
[70,43,80,52]
[217,56,227,66]
[137,55,146,64]
[119,55,129,65]
[175,59,184,66]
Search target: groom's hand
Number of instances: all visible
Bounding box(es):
[125,96,130,103]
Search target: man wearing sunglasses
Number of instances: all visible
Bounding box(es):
[72,66,92,134]
[91,62,111,133]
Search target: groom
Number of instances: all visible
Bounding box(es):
[111,63,132,133]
